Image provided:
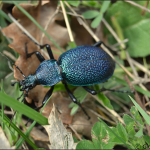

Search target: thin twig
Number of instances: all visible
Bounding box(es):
[125,51,138,77]
[145,101,150,107]
[141,1,149,15]
[125,52,150,102]
[92,95,125,125]
[112,39,129,48]
[8,61,14,72]
[59,10,85,22]
[87,107,116,125]
[8,13,48,58]
[108,95,130,112]
[102,18,125,49]
[97,105,117,121]
[131,58,150,76]
[125,0,150,13]
[64,1,99,41]
[132,78,150,85]
[69,125,82,141]
[8,13,38,44]
[4,110,14,115]
[41,5,60,45]
[5,72,14,79]
[3,50,16,61]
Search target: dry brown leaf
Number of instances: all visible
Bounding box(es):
[71,16,93,46]
[2,1,72,123]
[43,104,76,149]
[71,100,99,139]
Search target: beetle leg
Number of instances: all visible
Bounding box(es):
[62,81,77,104]
[93,41,110,48]
[11,81,20,86]
[25,86,55,126]
[40,44,54,60]
[17,92,24,100]
[62,81,90,119]
[93,41,118,55]
[42,86,55,106]
[93,41,103,47]
[83,86,135,94]
[34,85,55,111]
[23,32,54,59]
[25,43,45,62]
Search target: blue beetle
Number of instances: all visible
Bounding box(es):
[2,32,127,119]
[21,43,115,90]
[8,38,116,119]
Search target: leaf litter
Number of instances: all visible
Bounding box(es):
[2,0,97,141]
[43,104,76,149]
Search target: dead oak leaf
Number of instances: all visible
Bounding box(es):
[2,1,72,124]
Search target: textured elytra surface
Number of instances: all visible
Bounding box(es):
[58,45,115,86]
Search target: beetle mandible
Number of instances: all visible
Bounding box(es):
[1,33,133,119]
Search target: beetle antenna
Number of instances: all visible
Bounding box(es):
[9,111,17,127]
[0,52,26,78]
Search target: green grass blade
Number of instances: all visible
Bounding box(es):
[0,80,4,130]
[15,96,51,148]
[0,92,48,125]
[0,9,12,23]
[15,121,36,149]
[0,110,38,149]
[129,96,150,125]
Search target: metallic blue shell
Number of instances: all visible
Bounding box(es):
[36,60,63,86]
[58,45,115,86]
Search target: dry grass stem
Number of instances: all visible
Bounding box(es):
[87,107,116,125]
[5,72,14,79]
[131,58,150,76]
[64,1,99,42]
[112,39,129,48]
[59,10,85,23]
[125,0,150,13]
[93,95,125,125]
[102,18,125,49]
[108,95,130,113]
[60,1,74,42]
[4,110,14,115]
[69,125,82,141]
[125,51,138,77]
[132,78,150,85]
[41,5,60,45]
[97,105,117,121]
[8,13,49,58]
[3,50,16,61]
